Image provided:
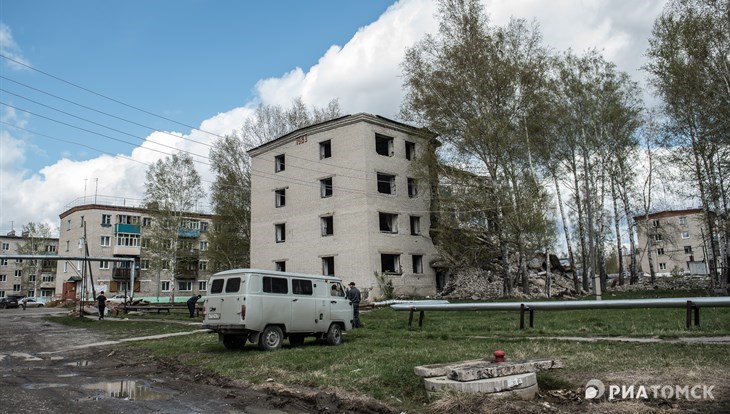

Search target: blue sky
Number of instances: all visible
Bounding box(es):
[0,0,668,235]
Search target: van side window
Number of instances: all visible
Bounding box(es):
[210,279,224,294]
[225,277,242,293]
[292,279,313,295]
[330,283,345,297]
[263,276,288,294]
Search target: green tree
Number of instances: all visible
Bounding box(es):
[645,0,730,287]
[143,152,204,300]
[15,222,54,297]
[207,98,342,271]
[401,0,555,295]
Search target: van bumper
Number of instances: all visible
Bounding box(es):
[202,324,250,334]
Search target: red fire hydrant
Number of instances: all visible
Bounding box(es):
[493,349,506,363]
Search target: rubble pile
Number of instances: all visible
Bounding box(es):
[606,275,712,292]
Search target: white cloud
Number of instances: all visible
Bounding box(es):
[0,22,31,69]
[0,0,670,235]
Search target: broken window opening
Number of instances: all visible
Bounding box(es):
[375,134,394,156]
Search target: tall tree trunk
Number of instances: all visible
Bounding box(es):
[570,151,588,292]
[552,171,578,291]
[583,147,594,293]
[611,177,625,285]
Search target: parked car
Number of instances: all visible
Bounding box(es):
[0,297,20,309]
[107,294,131,304]
[20,297,46,308]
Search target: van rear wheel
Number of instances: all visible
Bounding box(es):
[325,324,343,346]
[258,326,283,351]
[222,335,246,350]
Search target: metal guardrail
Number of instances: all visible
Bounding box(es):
[391,297,730,330]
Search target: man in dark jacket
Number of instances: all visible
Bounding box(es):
[187,294,202,318]
[96,291,107,320]
[346,282,361,328]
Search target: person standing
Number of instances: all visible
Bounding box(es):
[96,291,107,320]
[346,282,361,328]
[187,294,202,318]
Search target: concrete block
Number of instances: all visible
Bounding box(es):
[414,359,483,378]
[448,358,562,382]
[426,382,539,400]
[424,372,537,394]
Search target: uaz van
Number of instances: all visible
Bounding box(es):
[202,269,354,350]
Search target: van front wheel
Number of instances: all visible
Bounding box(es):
[325,324,343,346]
[258,326,283,351]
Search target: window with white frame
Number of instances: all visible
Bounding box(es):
[681,231,690,239]
[116,233,140,247]
[275,188,286,207]
[178,281,192,291]
[66,219,71,231]
[200,221,209,232]
[379,212,398,233]
[46,244,56,253]
[684,246,693,254]
[679,216,687,225]
[322,256,335,276]
[321,216,334,236]
[653,234,663,242]
[65,241,70,252]
[320,177,333,198]
[659,263,667,270]
[117,215,139,225]
[652,220,660,227]
[28,274,36,283]
[63,262,68,273]
[42,274,55,282]
[161,281,171,292]
[141,259,150,270]
[162,260,169,270]
[101,214,112,225]
[0,259,6,266]
[199,241,208,251]
[199,260,208,270]
[142,217,152,227]
[14,270,22,277]
[657,247,665,255]
[198,280,207,291]
[13,284,21,292]
[15,259,22,264]
[377,173,396,194]
[99,260,110,269]
[275,223,286,243]
[0,275,6,282]
[275,154,285,172]
[410,216,421,235]
[319,140,332,159]
[100,236,111,247]
[1,242,8,251]
[375,134,394,156]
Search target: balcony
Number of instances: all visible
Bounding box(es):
[176,269,199,279]
[115,223,141,234]
[113,245,141,256]
[177,228,200,238]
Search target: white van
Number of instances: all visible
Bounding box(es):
[202,269,354,351]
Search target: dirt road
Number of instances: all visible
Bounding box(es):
[0,308,392,414]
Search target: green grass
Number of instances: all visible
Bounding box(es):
[47,290,730,412]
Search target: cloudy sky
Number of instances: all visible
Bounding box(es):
[0,0,668,235]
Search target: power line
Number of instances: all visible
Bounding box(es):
[0,53,226,139]
[0,76,214,148]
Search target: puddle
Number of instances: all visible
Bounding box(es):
[66,361,93,367]
[82,380,172,401]
[23,383,68,389]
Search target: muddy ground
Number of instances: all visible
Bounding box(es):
[0,308,397,414]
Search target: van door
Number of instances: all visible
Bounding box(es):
[327,281,353,330]
[260,275,291,330]
[290,278,316,332]
[208,276,244,325]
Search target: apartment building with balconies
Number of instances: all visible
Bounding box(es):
[248,113,441,300]
[55,197,213,301]
[0,230,58,299]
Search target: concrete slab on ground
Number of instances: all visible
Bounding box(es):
[448,358,562,382]
[424,372,537,394]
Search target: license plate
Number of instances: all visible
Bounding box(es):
[207,313,220,320]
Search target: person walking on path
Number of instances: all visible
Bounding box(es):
[187,294,202,318]
[346,282,361,328]
[96,291,107,320]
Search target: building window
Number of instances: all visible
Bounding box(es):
[652,220,660,227]
[162,260,169,270]
[100,236,111,247]
[0,259,6,266]
[101,214,112,225]
[14,270,22,277]
[275,154,286,172]
[0,275,5,282]
[42,274,55,283]
[178,281,192,291]
[657,247,665,255]
[142,217,152,227]
[198,281,207,291]
[377,173,396,194]
[681,231,690,239]
[13,284,21,292]
[117,215,140,225]
[15,259,22,264]
[320,177,333,198]
[63,262,68,273]
[379,212,398,233]
[1,242,8,251]
[141,260,150,270]
[161,281,171,292]
[199,241,208,251]
[321,216,334,236]
[29,274,36,283]
[679,216,687,225]
[46,245,56,253]
[410,216,421,235]
[684,246,693,254]
[407,178,418,198]
[200,221,209,232]
[405,141,416,160]
[199,260,208,270]
[659,263,667,270]
[66,219,71,231]
[275,261,286,272]
[381,254,401,274]
[375,134,394,156]
[116,233,140,247]
[412,255,423,274]
[319,140,332,159]
[322,256,335,276]
[65,241,70,252]
[653,234,663,242]
[99,261,110,270]
[275,223,286,243]
[275,188,286,207]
